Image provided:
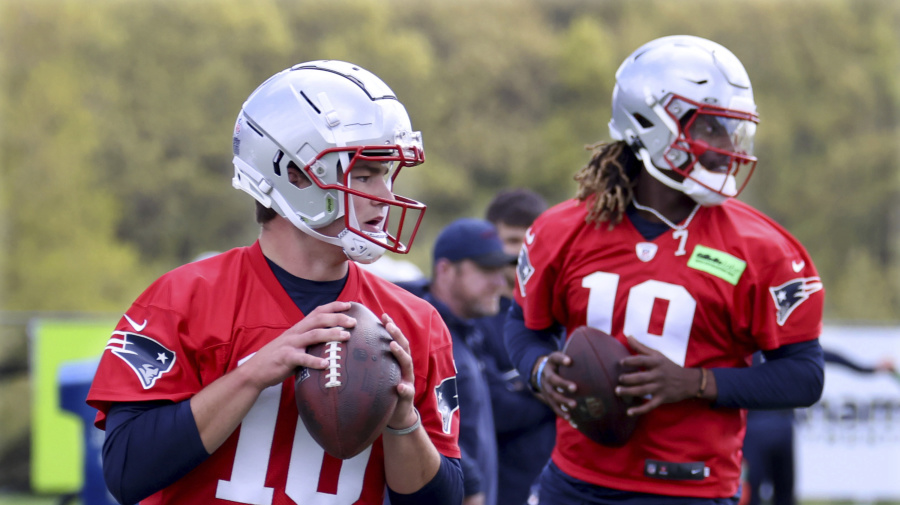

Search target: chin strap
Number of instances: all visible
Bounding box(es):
[635,148,732,207]
[635,146,688,193]
[273,188,388,264]
[234,157,387,263]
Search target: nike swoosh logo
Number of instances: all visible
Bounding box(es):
[792,260,805,272]
[124,314,148,332]
[524,227,536,245]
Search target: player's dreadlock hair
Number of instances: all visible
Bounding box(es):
[574,140,641,229]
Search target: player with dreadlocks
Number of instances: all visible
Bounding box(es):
[504,35,826,505]
[573,141,640,228]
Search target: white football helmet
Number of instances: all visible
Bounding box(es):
[609,35,759,206]
[232,60,426,263]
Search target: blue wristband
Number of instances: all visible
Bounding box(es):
[535,356,550,391]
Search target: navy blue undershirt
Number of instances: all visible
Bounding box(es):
[504,205,825,410]
[103,258,462,505]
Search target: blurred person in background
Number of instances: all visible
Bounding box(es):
[480,188,557,505]
[742,349,897,505]
[357,254,427,284]
[505,35,826,505]
[86,60,463,505]
[400,217,518,505]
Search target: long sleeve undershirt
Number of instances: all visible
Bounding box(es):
[504,299,824,410]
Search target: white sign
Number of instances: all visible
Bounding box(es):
[795,325,900,502]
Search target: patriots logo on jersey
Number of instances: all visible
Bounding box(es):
[516,246,535,298]
[434,376,459,434]
[105,331,176,389]
[769,276,823,326]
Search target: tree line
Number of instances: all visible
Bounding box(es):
[1,0,897,321]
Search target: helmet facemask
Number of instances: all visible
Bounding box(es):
[301,136,426,262]
[658,96,759,206]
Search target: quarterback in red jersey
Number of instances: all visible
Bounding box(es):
[87,61,462,505]
[506,36,825,505]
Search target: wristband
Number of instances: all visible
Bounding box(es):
[695,368,708,398]
[534,356,550,392]
[385,407,421,436]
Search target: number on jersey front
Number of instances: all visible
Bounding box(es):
[217,375,371,504]
[582,272,696,366]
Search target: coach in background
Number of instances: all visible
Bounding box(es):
[401,218,516,505]
[479,189,557,505]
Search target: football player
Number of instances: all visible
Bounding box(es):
[505,35,825,505]
[87,61,462,505]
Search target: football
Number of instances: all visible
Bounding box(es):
[557,326,641,447]
[294,302,401,459]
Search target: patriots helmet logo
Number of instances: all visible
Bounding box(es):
[769,276,823,326]
[105,331,176,389]
[434,376,459,434]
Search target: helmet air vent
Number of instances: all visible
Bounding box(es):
[272,150,286,176]
[633,113,654,129]
[299,90,321,114]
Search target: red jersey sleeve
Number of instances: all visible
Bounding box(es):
[732,205,824,351]
[87,282,207,429]
[414,308,460,458]
[515,200,585,330]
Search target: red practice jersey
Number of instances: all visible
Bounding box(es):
[515,198,823,498]
[87,242,460,505]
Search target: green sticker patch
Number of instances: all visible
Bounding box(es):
[687,245,747,285]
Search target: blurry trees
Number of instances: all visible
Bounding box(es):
[0,0,897,321]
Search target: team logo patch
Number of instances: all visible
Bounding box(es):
[516,246,535,298]
[769,277,823,326]
[434,376,459,434]
[687,245,747,285]
[636,242,658,262]
[105,331,176,389]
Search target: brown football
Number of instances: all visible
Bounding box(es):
[294,302,401,459]
[557,326,641,447]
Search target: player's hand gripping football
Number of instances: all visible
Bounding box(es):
[382,313,419,432]
[244,301,354,390]
[535,351,579,422]
[616,336,709,416]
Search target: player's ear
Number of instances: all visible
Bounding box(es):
[433,258,454,279]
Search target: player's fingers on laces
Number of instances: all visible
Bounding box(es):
[295,327,350,348]
[291,349,332,370]
[288,313,355,336]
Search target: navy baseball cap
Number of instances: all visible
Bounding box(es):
[433,218,518,268]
